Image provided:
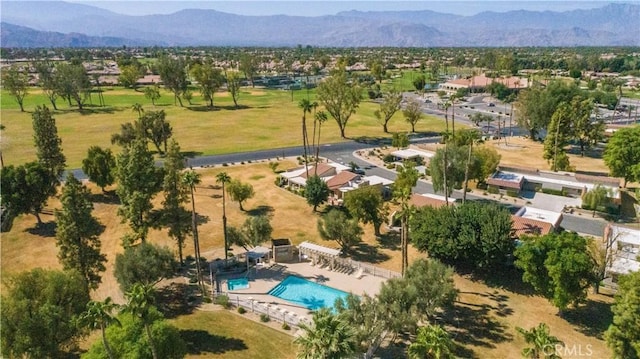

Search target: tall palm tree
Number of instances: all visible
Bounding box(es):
[124,284,159,359]
[216,172,231,260]
[442,100,451,133]
[516,323,564,359]
[182,169,204,293]
[450,96,457,137]
[294,308,357,359]
[408,324,454,359]
[441,131,452,206]
[79,297,120,359]
[299,99,314,174]
[313,110,329,173]
[397,186,413,277]
[457,129,481,204]
[132,103,144,118]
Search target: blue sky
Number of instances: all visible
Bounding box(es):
[73,1,617,16]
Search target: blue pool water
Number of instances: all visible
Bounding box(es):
[227,277,249,291]
[268,275,350,310]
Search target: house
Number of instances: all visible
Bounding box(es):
[487,165,621,203]
[409,193,455,208]
[511,207,562,238]
[390,148,435,165]
[439,74,528,94]
[604,224,640,284]
[279,162,349,189]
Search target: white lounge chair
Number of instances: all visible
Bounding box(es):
[354,268,364,279]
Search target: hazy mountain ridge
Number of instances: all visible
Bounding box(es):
[1,2,638,47]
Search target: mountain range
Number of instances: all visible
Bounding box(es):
[1,1,638,47]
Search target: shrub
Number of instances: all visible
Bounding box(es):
[368,150,376,156]
[237,307,246,314]
[506,190,519,197]
[215,295,231,309]
[222,163,228,167]
[487,186,500,194]
[282,323,290,330]
[260,313,270,322]
[382,154,395,163]
[541,188,566,196]
[386,163,395,170]
[202,296,212,303]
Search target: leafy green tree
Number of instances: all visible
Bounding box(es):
[471,145,501,184]
[570,97,603,157]
[83,310,186,359]
[54,62,92,109]
[78,297,121,359]
[159,140,191,265]
[317,69,362,138]
[294,307,358,359]
[240,215,273,249]
[0,269,90,358]
[370,60,386,84]
[394,161,419,275]
[157,56,187,106]
[392,132,410,149]
[111,121,143,148]
[305,174,330,212]
[115,138,163,243]
[429,144,467,198]
[139,110,172,155]
[0,161,57,225]
[191,63,224,108]
[122,284,161,359]
[411,201,514,270]
[56,174,106,293]
[582,184,610,217]
[515,232,597,312]
[413,74,426,92]
[344,186,386,236]
[374,89,403,133]
[606,270,640,359]
[335,293,384,353]
[114,242,175,292]
[516,323,564,359]
[2,66,29,111]
[403,98,423,133]
[226,178,255,211]
[216,172,231,260]
[226,70,242,109]
[317,209,363,253]
[544,102,574,171]
[32,105,67,179]
[82,146,116,192]
[603,126,640,188]
[408,324,455,359]
[144,84,161,106]
[119,65,142,89]
[35,61,59,109]
[239,54,259,88]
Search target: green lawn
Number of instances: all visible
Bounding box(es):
[1,86,449,168]
[172,310,296,359]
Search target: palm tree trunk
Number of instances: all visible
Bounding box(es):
[145,323,159,359]
[302,115,309,175]
[463,142,472,204]
[451,100,455,137]
[443,141,449,206]
[101,324,116,359]
[190,187,204,293]
[222,182,228,261]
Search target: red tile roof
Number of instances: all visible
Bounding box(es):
[410,194,449,208]
[511,215,553,238]
[301,163,335,179]
[326,171,359,190]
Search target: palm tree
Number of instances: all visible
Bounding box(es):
[294,308,357,359]
[397,186,413,277]
[132,103,144,118]
[216,172,231,260]
[457,129,481,204]
[408,324,454,359]
[299,99,314,174]
[516,323,564,359]
[313,110,329,173]
[79,297,120,359]
[443,101,451,133]
[441,131,452,206]
[124,283,159,359]
[182,169,204,292]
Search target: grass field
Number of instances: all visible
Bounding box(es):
[1,158,613,358]
[1,84,448,169]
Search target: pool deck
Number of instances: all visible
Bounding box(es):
[221,261,388,323]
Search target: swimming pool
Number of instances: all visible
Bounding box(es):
[227,277,249,291]
[268,275,350,310]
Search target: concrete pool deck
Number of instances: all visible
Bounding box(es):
[220,261,388,323]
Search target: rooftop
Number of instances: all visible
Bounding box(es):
[514,207,563,228]
[391,148,435,160]
[410,193,455,208]
[511,215,554,238]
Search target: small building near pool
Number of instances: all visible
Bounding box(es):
[271,238,295,263]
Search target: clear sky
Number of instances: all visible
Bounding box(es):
[72,0,618,17]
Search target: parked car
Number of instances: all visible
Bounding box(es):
[488,102,496,107]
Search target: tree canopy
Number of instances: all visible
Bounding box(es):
[603,126,640,187]
[606,270,640,359]
[344,186,386,236]
[226,179,255,211]
[317,209,363,253]
[317,69,362,138]
[0,161,57,225]
[33,105,66,179]
[114,242,176,292]
[1,66,29,111]
[514,232,597,312]
[82,146,116,192]
[1,269,90,358]
[305,174,330,212]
